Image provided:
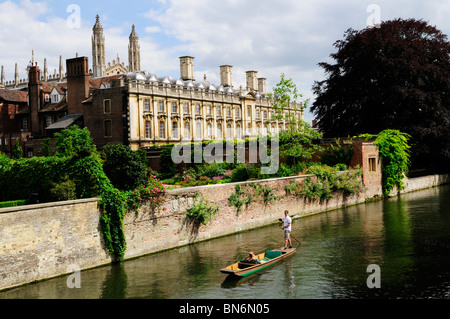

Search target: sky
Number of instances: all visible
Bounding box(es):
[0,0,449,123]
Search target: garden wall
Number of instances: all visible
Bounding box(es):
[0,171,369,291]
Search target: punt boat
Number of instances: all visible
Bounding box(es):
[220,247,296,277]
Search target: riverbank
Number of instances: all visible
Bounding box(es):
[1,167,448,291]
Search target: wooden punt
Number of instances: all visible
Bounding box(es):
[220,247,296,277]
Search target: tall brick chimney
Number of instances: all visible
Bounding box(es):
[66,56,90,114]
[28,63,41,136]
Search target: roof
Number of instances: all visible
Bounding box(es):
[0,89,28,103]
[45,113,83,130]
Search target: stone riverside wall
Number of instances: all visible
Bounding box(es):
[1,172,448,291]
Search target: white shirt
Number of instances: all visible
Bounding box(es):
[283,216,292,232]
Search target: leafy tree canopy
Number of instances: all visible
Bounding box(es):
[268,73,323,164]
[54,125,97,158]
[312,18,450,170]
[100,143,148,191]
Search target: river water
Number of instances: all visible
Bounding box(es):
[1,185,450,299]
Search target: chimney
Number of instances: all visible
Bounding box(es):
[220,65,233,87]
[246,70,258,91]
[1,65,5,87]
[28,63,41,136]
[43,58,48,81]
[258,77,266,94]
[179,56,195,81]
[66,56,90,114]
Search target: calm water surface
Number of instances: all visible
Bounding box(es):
[1,185,450,299]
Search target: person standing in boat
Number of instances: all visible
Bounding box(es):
[281,210,292,249]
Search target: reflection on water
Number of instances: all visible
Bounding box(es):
[1,185,450,299]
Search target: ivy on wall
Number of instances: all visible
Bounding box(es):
[360,129,411,196]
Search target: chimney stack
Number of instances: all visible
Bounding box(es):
[28,64,41,136]
[220,65,233,87]
[66,56,90,114]
[258,77,266,94]
[179,56,195,81]
[246,70,258,91]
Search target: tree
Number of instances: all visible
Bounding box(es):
[41,137,51,157]
[267,73,322,165]
[311,18,450,170]
[100,143,148,191]
[54,125,97,158]
[12,140,23,159]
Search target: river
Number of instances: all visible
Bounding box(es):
[1,185,450,299]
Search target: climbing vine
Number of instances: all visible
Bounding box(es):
[228,182,281,213]
[360,129,411,196]
[186,193,219,226]
[284,165,364,203]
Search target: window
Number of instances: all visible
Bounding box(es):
[145,121,151,139]
[22,118,28,132]
[158,100,164,113]
[196,104,201,115]
[196,121,202,139]
[256,109,260,119]
[172,102,177,113]
[45,116,52,128]
[104,99,111,113]
[227,124,232,139]
[256,125,260,135]
[248,106,251,117]
[236,124,241,139]
[206,105,211,115]
[172,121,178,138]
[236,107,240,117]
[144,99,150,112]
[159,121,165,138]
[27,148,33,158]
[217,123,222,139]
[369,157,377,172]
[184,103,189,114]
[51,94,60,103]
[227,107,231,117]
[45,95,49,102]
[207,123,212,139]
[264,110,267,119]
[104,120,112,137]
[217,105,221,116]
[184,122,190,138]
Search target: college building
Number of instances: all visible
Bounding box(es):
[0,16,303,157]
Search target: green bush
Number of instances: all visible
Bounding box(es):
[100,144,148,191]
[230,165,261,182]
[0,199,28,208]
[50,177,77,201]
[186,194,219,226]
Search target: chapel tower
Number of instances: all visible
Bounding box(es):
[128,25,141,72]
[92,15,106,78]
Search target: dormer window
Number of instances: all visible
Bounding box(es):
[51,94,60,103]
[44,95,49,102]
[50,87,62,103]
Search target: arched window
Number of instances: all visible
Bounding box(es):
[145,121,151,139]
[172,121,178,138]
[196,121,202,139]
[159,121,165,138]
[207,123,212,139]
[184,122,190,139]
[236,124,241,139]
[217,123,222,139]
[227,124,232,139]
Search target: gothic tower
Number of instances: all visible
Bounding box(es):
[128,25,141,72]
[92,15,106,78]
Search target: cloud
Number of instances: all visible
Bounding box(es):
[1,0,449,124]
